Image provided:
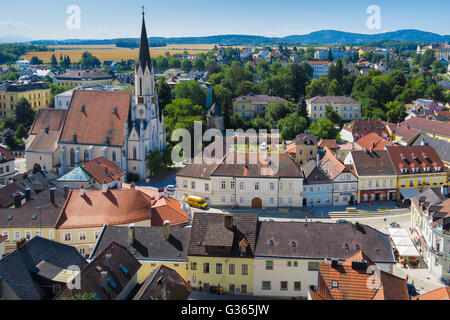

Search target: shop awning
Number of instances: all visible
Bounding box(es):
[388,228,409,237]
[399,188,420,199]
[396,245,421,257]
[389,228,421,257]
[392,237,414,247]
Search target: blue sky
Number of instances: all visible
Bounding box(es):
[0,0,449,40]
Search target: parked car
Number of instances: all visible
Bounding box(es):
[336,219,351,224]
[390,222,401,228]
[166,185,176,192]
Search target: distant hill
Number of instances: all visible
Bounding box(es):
[27,29,450,46]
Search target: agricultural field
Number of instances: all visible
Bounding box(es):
[21,44,217,63]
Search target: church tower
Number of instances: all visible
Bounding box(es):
[127,8,166,181]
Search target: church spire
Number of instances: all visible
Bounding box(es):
[138,7,152,72]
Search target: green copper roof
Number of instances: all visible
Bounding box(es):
[57,166,91,182]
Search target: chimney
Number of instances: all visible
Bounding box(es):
[163,220,170,240]
[158,188,165,199]
[224,214,233,229]
[105,254,113,271]
[25,188,31,202]
[101,184,108,194]
[14,193,21,208]
[100,271,108,294]
[64,185,69,200]
[116,180,122,190]
[50,187,56,204]
[441,185,448,197]
[130,182,136,190]
[80,184,85,196]
[128,224,135,247]
[331,258,340,269]
[16,238,27,250]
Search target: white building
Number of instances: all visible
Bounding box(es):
[16,60,30,70]
[253,220,396,299]
[305,61,329,79]
[410,188,450,281]
[54,84,125,110]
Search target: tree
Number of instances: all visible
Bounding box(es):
[327,79,343,96]
[432,60,446,74]
[295,98,309,119]
[236,80,261,97]
[306,77,328,98]
[156,77,172,109]
[252,117,271,131]
[80,51,100,68]
[15,124,28,141]
[193,57,205,71]
[181,59,193,72]
[169,57,181,69]
[419,49,436,70]
[50,54,58,69]
[327,49,333,62]
[290,63,311,101]
[213,84,233,126]
[0,72,19,81]
[164,98,203,138]
[155,56,169,72]
[30,56,43,65]
[173,81,207,107]
[265,102,293,127]
[308,119,339,139]
[325,105,342,126]
[146,148,173,175]
[14,98,35,128]
[277,113,308,140]
[386,101,407,123]
[425,84,446,102]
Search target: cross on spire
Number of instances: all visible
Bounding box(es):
[142,5,145,16]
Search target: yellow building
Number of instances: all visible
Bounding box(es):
[306,96,361,121]
[295,132,318,165]
[0,82,51,118]
[386,145,447,200]
[55,70,113,87]
[89,224,190,283]
[232,94,287,120]
[187,212,257,295]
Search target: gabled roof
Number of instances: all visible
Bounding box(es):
[0,146,14,162]
[295,132,318,146]
[56,189,153,229]
[91,225,190,262]
[411,134,450,164]
[55,242,141,300]
[254,221,395,263]
[27,130,61,153]
[302,160,332,185]
[56,166,91,182]
[320,147,354,180]
[342,120,389,141]
[0,237,86,300]
[188,213,258,258]
[59,90,130,146]
[133,265,191,300]
[79,157,125,185]
[316,251,408,300]
[318,139,338,150]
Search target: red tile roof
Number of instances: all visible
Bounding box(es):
[356,133,392,151]
[342,120,390,141]
[318,139,338,150]
[413,286,450,300]
[59,90,131,146]
[56,189,153,229]
[0,146,14,162]
[401,118,450,137]
[80,157,125,185]
[320,147,352,180]
[315,251,409,300]
[386,145,446,175]
[29,109,67,135]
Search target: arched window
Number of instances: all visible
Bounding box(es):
[84,150,89,161]
[70,148,75,166]
[133,146,137,160]
[139,78,142,96]
[112,151,117,162]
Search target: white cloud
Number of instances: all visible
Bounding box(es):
[0,21,27,29]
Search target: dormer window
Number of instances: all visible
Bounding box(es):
[105,137,110,145]
[80,105,85,112]
[112,107,118,114]
[435,166,441,171]
[400,154,406,161]
[72,134,77,143]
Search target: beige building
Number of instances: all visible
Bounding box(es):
[177,152,304,209]
[0,147,15,185]
[55,70,113,87]
[307,96,361,121]
[232,94,287,120]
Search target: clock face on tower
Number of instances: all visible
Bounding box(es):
[136,106,146,119]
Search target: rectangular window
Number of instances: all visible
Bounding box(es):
[64,233,71,241]
[14,231,21,241]
[205,184,209,191]
[25,231,31,240]
[241,284,248,294]
[280,281,288,291]
[294,281,301,291]
[240,181,244,190]
[242,264,248,275]
[294,261,298,267]
[191,262,197,270]
[2,231,8,241]
[216,263,222,274]
[270,183,274,191]
[191,182,195,189]
[229,264,235,275]
[255,182,259,191]
[266,261,273,270]
[229,284,235,293]
[262,281,271,290]
[79,232,86,241]
[49,230,54,240]
[203,263,210,274]
[308,262,319,271]
[230,181,235,190]
[287,261,292,267]
[332,280,339,289]
[221,181,226,189]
